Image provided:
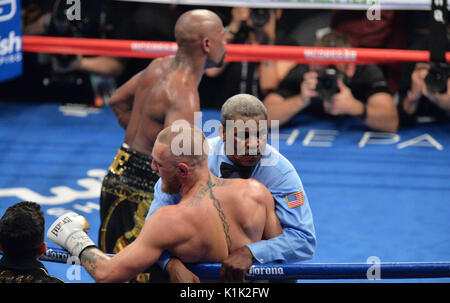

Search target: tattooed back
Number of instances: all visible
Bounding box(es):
[152,174,282,264]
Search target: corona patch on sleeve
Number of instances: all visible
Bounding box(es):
[286,191,304,208]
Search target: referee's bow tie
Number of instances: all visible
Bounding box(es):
[220,162,254,179]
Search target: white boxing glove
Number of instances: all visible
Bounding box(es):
[47,212,96,258]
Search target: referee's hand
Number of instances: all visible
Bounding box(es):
[220,246,254,282]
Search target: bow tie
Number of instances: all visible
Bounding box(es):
[220,162,254,179]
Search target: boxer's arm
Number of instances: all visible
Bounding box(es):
[109,71,143,129]
[247,191,316,264]
[48,210,179,283]
[220,180,283,282]
[246,169,316,264]
[80,210,173,283]
[222,197,315,281]
[260,187,283,240]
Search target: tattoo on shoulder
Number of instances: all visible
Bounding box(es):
[188,174,227,206]
[214,178,227,187]
[189,184,208,206]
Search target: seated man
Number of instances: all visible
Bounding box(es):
[263,31,399,133]
[47,124,282,283]
[147,94,316,283]
[0,201,64,283]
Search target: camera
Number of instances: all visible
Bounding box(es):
[38,0,108,105]
[47,18,77,69]
[249,8,272,28]
[47,0,107,68]
[315,66,345,101]
[424,62,449,94]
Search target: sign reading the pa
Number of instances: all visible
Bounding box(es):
[0,0,23,82]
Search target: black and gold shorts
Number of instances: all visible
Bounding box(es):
[99,144,159,255]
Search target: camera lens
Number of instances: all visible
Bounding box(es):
[425,64,448,94]
[316,66,341,101]
[250,8,271,28]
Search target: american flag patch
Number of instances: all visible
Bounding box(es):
[286,191,304,208]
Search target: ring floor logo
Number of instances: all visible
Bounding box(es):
[0,0,22,82]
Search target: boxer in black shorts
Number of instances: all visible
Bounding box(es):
[99,145,158,254]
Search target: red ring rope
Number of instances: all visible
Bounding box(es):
[23,36,450,64]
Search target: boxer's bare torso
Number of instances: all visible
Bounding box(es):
[144,175,282,264]
[125,56,201,156]
[108,9,227,157]
[60,171,281,283]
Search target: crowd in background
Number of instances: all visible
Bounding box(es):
[0,0,448,130]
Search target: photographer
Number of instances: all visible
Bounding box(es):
[47,0,118,106]
[0,0,111,105]
[199,6,297,109]
[263,31,399,132]
[399,61,450,127]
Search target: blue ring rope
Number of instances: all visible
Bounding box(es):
[186,262,450,280]
[2,247,448,280]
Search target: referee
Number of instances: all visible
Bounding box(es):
[146,93,316,282]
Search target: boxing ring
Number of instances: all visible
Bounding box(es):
[1,102,449,283]
[1,246,448,280]
[0,0,449,283]
[31,247,449,280]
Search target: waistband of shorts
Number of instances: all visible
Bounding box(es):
[114,144,153,161]
[107,145,158,190]
[126,149,153,172]
[118,143,132,154]
[113,145,154,170]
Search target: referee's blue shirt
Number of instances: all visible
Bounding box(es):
[146,136,316,268]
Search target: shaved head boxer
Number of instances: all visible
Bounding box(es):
[99,9,227,262]
[48,125,282,283]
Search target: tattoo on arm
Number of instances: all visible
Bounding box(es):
[80,248,110,278]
